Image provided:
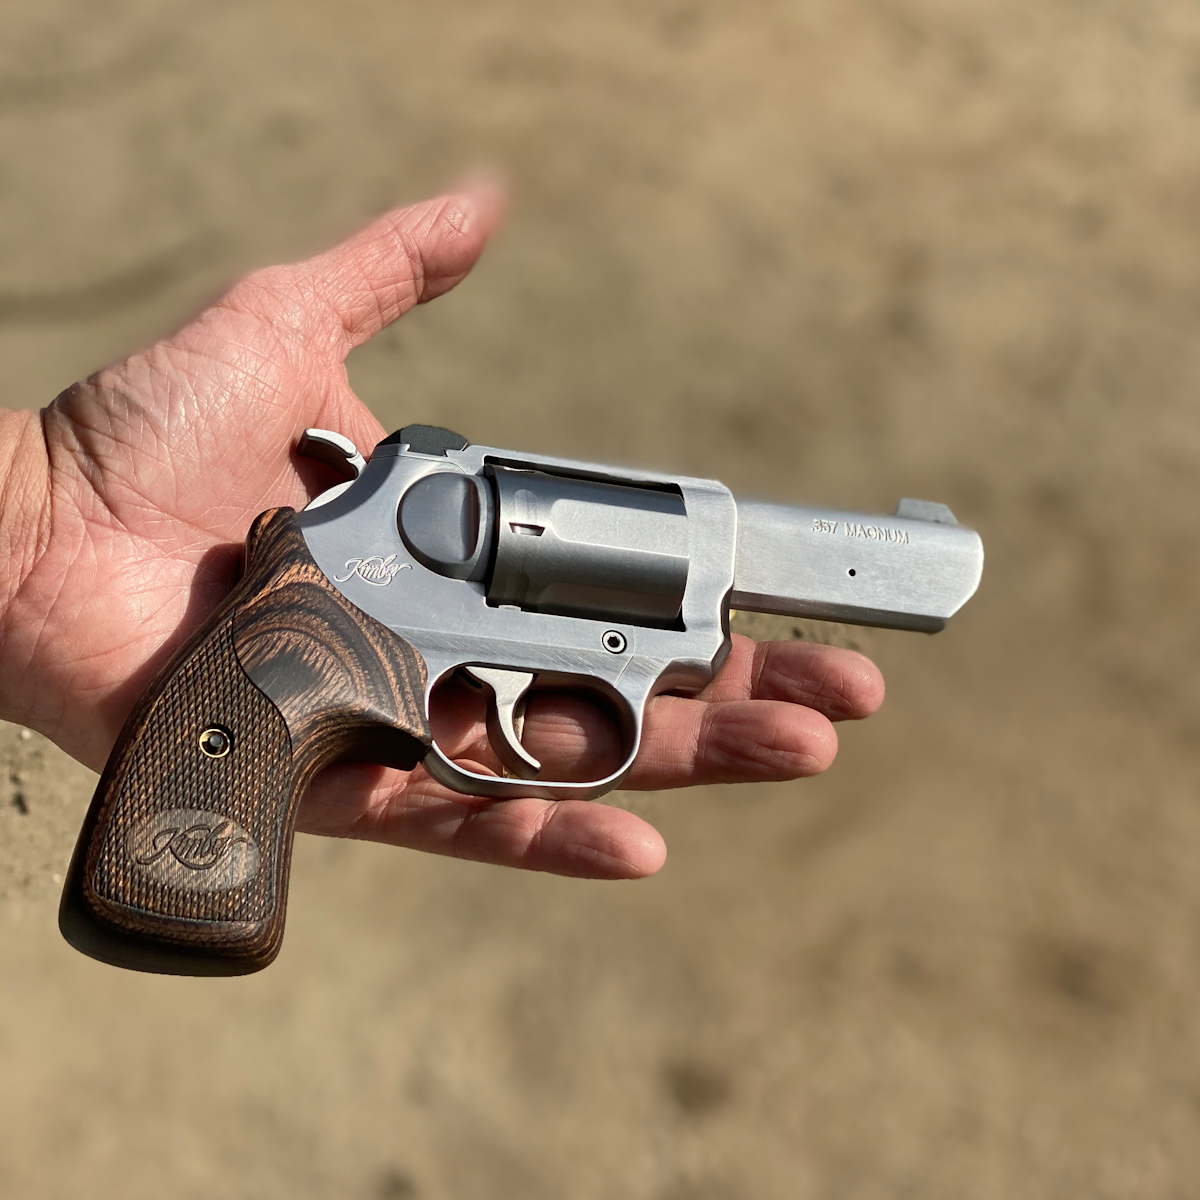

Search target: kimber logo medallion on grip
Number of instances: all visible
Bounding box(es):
[127,808,261,892]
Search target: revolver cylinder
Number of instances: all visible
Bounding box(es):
[485,467,690,628]
[397,463,692,627]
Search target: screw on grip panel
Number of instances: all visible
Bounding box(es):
[199,727,232,758]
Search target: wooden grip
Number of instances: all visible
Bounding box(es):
[59,507,430,975]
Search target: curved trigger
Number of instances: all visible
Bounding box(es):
[463,666,542,780]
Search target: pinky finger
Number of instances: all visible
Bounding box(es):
[301,762,667,879]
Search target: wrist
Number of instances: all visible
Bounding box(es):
[0,408,51,632]
[0,408,54,732]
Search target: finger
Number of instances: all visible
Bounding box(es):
[702,634,885,720]
[225,182,505,353]
[628,695,839,790]
[299,763,666,879]
[307,182,504,349]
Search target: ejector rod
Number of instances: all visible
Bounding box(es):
[731,497,984,633]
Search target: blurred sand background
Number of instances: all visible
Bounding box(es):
[3,1,1200,1196]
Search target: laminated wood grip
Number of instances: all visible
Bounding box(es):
[59,507,430,975]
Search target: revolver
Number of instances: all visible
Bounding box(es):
[60,424,983,975]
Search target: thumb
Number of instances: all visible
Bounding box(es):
[225,182,505,357]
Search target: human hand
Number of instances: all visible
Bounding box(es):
[0,188,883,879]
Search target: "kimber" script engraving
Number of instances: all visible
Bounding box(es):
[127,809,261,893]
[334,555,411,586]
[138,822,248,870]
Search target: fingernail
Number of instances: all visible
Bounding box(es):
[446,170,508,231]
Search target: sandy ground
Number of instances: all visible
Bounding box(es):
[3,1,1200,1196]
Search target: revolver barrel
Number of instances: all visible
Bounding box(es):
[731,498,983,633]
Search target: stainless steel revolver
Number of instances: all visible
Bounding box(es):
[60,423,983,974]
[300,424,983,798]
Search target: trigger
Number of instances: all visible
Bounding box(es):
[463,666,542,780]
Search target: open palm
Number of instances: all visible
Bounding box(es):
[0,189,883,880]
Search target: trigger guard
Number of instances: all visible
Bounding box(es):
[422,664,650,801]
[422,739,641,802]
